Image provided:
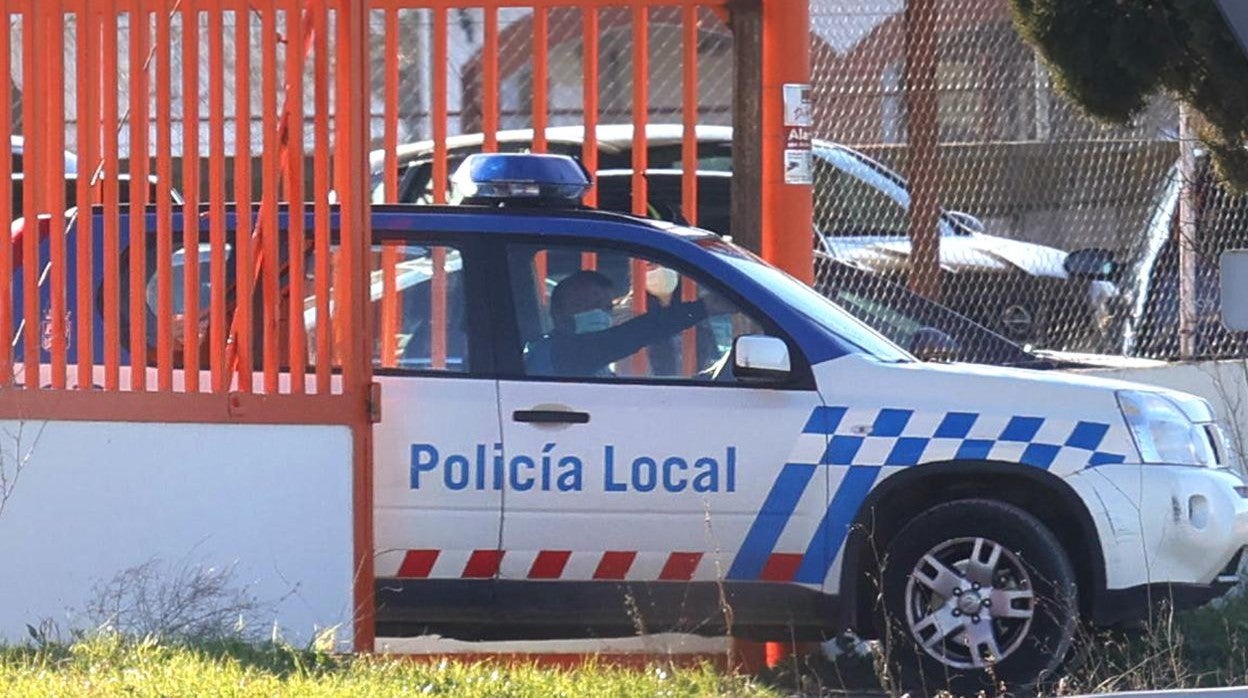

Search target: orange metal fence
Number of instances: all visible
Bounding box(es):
[0,0,376,649]
[0,2,374,407]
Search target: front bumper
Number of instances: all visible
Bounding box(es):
[1066,464,1248,623]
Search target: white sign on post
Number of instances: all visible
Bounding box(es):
[782,83,813,185]
[1221,250,1248,331]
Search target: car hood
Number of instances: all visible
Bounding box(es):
[822,232,1070,279]
[1030,349,1167,370]
[820,354,1209,422]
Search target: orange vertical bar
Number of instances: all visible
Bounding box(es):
[534,253,547,302]
[629,5,649,375]
[260,0,279,392]
[431,246,447,370]
[431,6,447,204]
[182,0,202,391]
[155,0,174,390]
[233,0,253,391]
[380,242,398,368]
[75,0,99,390]
[631,4,648,218]
[49,1,68,387]
[383,7,398,201]
[530,7,548,296]
[760,0,812,281]
[285,1,308,393]
[482,6,498,152]
[312,0,330,392]
[208,0,226,391]
[44,1,68,390]
[102,0,121,389]
[128,0,150,390]
[0,1,11,387]
[526,4,546,292]
[431,7,448,367]
[581,6,598,207]
[20,0,39,387]
[681,4,697,227]
[679,5,698,378]
[580,6,598,271]
[531,7,547,152]
[337,0,376,652]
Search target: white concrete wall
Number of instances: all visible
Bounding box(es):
[1077,360,1248,471]
[0,421,354,647]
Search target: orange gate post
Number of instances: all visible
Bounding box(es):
[760,0,813,284]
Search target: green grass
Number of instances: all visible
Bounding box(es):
[0,635,782,697]
[9,588,1248,697]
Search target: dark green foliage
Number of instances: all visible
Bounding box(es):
[1011,0,1248,191]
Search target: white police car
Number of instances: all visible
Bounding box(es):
[352,153,1248,692]
[26,153,1248,693]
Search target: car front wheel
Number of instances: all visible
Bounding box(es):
[877,499,1078,695]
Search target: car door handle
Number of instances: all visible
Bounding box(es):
[513,409,590,425]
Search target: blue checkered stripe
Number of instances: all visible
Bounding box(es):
[726,405,1128,586]
[817,406,1127,471]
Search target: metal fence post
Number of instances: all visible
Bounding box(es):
[903,0,940,301]
[760,0,812,282]
[1179,103,1199,360]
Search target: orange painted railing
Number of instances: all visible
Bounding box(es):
[0,0,376,649]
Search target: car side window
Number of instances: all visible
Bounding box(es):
[506,242,765,382]
[366,243,471,372]
[814,160,910,237]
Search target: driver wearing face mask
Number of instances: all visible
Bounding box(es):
[526,268,720,378]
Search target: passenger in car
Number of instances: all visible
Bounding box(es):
[526,269,725,378]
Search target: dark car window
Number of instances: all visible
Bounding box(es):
[816,258,1037,366]
[594,172,731,236]
[813,161,910,237]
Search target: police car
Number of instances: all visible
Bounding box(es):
[17,153,1248,693]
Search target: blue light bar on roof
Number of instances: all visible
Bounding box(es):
[451,153,591,205]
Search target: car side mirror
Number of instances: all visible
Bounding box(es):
[1065,248,1118,280]
[909,327,960,363]
[946,211,986,234]
[733,335,791,382]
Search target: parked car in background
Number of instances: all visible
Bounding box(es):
[1122,154,1248,360]
[370,125,1120,351]
[9,136,180,220]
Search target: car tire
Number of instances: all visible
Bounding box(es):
[876,499,1078,696]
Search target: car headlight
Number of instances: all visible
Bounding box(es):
[1116,390,1218,466]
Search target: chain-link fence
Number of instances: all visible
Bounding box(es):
[809,0,1246,364]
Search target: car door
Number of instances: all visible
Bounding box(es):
[492,238,828,600]
[366,233,505,584]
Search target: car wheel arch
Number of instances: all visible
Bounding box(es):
[836,459,1106,638]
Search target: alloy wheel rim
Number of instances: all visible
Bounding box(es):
[903,536,1036,669]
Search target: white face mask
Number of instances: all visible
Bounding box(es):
[646,266,680,298]
[572,308,612,334]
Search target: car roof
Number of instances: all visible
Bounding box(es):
[89,201,721,243]
[371,124,735,168]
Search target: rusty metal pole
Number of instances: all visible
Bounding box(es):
[903,0,941,300]
[1178,103,1199,360]
[759,0,813,282]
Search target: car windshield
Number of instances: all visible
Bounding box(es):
[697,237,913,363]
